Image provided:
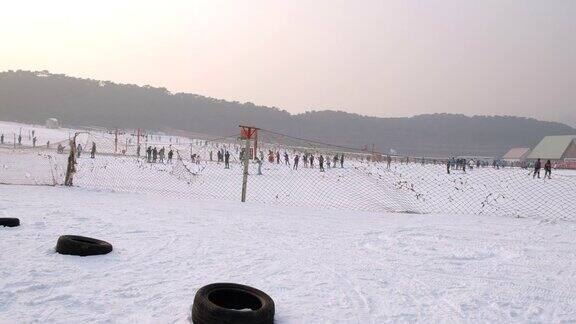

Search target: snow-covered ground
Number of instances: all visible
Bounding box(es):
[1,185,576,323]
[0,121,78,146]
[2,120,576,323]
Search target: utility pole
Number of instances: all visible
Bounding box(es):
[239,125,258,202]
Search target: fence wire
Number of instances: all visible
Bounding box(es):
[1,125,575,222]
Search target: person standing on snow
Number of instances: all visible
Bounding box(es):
[544,160,552,179]
[77,143,83,158]
[533,158,542,178]
[268,150,274,163]
[293,155,299,170]
[147,146,152,162]
[159,147,165,163]
[168,149,174,163]
[310,155,314,168]
[284,152,289,165]
[90,142,96,158]
[340,154,344,168]
[224,150,230,169]
[256,157,263,175]
[319,155,325,172]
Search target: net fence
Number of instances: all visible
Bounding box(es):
[244,129,576,221]
[1,124,575,222]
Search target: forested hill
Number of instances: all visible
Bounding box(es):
[1,70,574,157]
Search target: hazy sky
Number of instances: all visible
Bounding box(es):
[1,0,575,126]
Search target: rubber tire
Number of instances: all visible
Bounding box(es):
[0,218,20,227]
[56,235,113,256]
[192,283,275,324]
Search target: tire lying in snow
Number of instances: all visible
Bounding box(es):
[192,283,275,324]
[56,235,113,256]
[0,218,20,227]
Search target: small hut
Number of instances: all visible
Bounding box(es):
[502,147,531,163]
[527,135,576,161]
[46,118,59,129]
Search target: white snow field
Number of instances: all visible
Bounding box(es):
[1,185,576,323]
[2,120,576,323]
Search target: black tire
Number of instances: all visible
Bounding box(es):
[192,283,275,324]
[56,235,113,256]
[0,218,20,227]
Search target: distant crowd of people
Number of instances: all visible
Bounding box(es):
[444,156,554,179]
[207,149,347,174]
[0,127,562,182]
[130,143,557,181]
[145,146,174,164]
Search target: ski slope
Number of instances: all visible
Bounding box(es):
[1,185,576,323]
